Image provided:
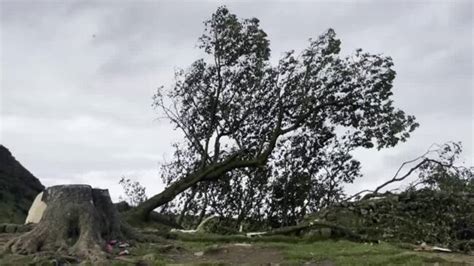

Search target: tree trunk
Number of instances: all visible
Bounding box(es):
[130,153,266,220]
[195,193,209,228]
[5,185,124,261]
[177,187,197,226]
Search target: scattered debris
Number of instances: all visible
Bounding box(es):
[118,249,129,256]
[171,229,198,233]
[433,247,453,253]
[118,242,130,248]
[415,242,452,253]
[105,239,132,255]
[246,232,267,237]
[233,243,252,247]
[105,243,113,253]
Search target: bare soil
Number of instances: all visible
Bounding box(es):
[165,243,286,265]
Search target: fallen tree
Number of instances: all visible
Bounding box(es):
[346,142,467,202]
[171,142,473,253]
[315,189,474,252]
[128,6,418,222]
[246,218,369,242]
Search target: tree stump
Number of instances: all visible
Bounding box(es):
[5,185,123,261]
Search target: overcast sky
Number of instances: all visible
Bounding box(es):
[1,0,472,201]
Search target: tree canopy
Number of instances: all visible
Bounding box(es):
[132,6,418,221]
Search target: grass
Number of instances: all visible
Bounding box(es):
[180,237,464,265]
[261,240,449,265]
[1,235,470,265]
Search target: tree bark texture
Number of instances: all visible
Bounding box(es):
[5,185,123,261]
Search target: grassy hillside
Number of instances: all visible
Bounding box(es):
[0,145,44,224]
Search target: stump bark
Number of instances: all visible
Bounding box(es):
[5,185,123,261]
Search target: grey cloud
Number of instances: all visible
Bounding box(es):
[87,2,215,77]
[1,0,472,200]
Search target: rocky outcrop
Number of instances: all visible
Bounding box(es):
[0,145,44,223]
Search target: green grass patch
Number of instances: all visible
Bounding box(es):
[258,240,450,265]
[178,236,458,265]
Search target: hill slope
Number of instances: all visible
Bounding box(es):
[0,145,44,223]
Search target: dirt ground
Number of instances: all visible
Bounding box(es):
[164,244,287,265]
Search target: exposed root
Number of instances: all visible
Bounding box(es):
[5,185,123,262]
